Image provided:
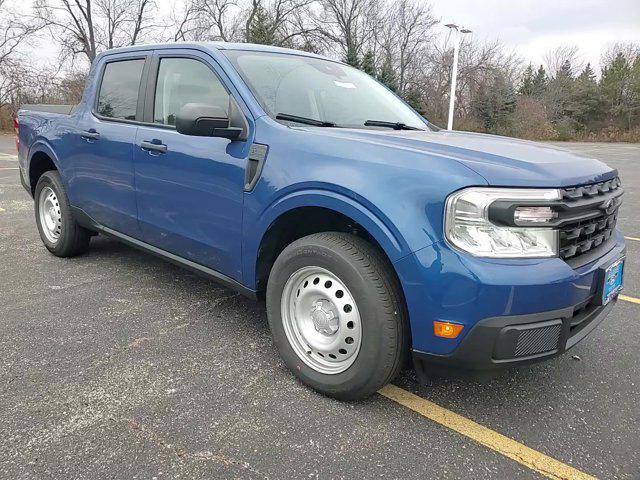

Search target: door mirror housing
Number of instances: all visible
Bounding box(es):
[175,102,245,140]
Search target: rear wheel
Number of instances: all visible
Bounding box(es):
[34,170,91,257]
[266,232,407,400]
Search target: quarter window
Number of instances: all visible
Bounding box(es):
[97,59,145,120]
[153,58,229,126]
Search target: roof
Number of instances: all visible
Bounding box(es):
[97,41,337,63]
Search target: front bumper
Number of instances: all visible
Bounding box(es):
[393,230,626,370]
[412,296,616,372]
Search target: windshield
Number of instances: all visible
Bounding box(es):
[223,50,428,130]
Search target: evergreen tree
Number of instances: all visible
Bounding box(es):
[570,63,603,129]
[403,87,424,115]
[360,51,376,76]
[345,49,359,68]
[546,60,576,124]
[472,73,517,133]
[600,52,637,128]
[578,62,596,83]
[631,57,640,125]
[519,64,535,96]
[556,59,573,82]
[531,65,547,97]
[246,5,276,45]
[377,58,398,92]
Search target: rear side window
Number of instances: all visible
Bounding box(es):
[97,59,145,120]
[153,57,229,126]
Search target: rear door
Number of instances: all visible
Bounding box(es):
[133,49,250,282]
[68,53,150,236]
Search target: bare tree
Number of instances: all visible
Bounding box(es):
[33,0,98,62]
[416,36,520,124]
[243,0,317,46]
[318,0,380,65]
[0,0,45,112]
[170,0,205,41]
[195,0,241,41]
[601,42,639,68]
[170,0,244,43]
[97,0,156,47]
[544,45,584,78]
[0,0,44,66]
[170,0,315,46]
[377,0,436,94]
[33,0,156,64]
[129,0,155,45]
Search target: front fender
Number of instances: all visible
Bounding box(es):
[242,188,411,288]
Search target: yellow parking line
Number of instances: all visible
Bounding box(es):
[620,294,640,305]
[379,384,597,480]
[625,236,640,242]
[0,207,4,212]
[0,167,19,170]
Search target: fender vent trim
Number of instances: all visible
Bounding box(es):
[244,143,268,192]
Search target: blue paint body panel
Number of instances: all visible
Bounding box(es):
[134,124,248,280]
[394,231,626,355]
[16,42,626,360]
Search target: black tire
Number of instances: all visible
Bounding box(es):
[34,170,91,257]
[266,232,408,400]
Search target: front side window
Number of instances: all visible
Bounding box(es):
[223,50,427,130]
[154,57,229,126]
[97,59,145,120]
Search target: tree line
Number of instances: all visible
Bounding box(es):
[1,0,638,142]
[467,45,640,142]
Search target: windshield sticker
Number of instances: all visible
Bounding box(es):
[334,81,356,89]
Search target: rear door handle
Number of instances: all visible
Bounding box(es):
[140,140,167,153]
[80,129,100,140]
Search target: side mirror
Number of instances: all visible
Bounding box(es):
[175,103,243,140]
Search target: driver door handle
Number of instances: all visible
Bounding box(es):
[80,129,100,140]
[141,140,167,153]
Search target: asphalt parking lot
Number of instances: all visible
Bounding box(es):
[1,132,639,479]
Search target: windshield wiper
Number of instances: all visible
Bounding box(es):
[276,113,336,127]
[364,120,424,131]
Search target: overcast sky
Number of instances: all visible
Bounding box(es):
[20,0,640,73]
[431,0,640,71]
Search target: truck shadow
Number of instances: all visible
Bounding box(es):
[84,233,596,409]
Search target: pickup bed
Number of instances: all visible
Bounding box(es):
[17,42,626,399]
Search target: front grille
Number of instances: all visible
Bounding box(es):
[558,178,622,261]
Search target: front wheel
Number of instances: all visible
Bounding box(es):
[266,232,408,400]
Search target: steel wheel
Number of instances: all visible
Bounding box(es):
[38,186,62,244]
[281,266,363,374]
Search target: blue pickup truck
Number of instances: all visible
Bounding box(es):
[17,42,625,399]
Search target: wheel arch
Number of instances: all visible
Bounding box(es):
[27,141,62,195]
[247,189,410,299]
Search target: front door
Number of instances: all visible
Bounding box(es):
[134,51,249,282]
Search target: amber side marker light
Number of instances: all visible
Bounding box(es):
[433,321,464,338]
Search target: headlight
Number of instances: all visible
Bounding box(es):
[444,187,561,258]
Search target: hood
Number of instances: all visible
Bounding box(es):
[301,128,616,187]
